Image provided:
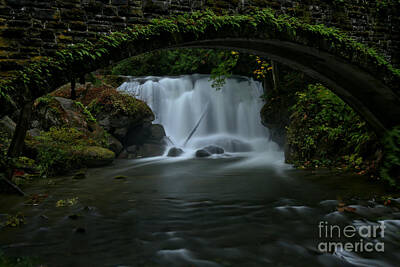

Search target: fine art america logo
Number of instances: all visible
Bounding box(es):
[318,221,385,253]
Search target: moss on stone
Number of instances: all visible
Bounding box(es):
[25,126,114,176]
[88,89,153,122]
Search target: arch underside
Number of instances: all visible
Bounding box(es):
[166,39,400,135]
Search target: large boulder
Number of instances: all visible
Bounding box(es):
[80,146,115,167]
[25,127,115,175]
[124,123,167,158]
[106,135,123,155]
[125,123,166,146]
[31,96,98,133]
[136,144,165,158]
[49,83,164,159]
[87,89,154,143]
[29,95,122,156]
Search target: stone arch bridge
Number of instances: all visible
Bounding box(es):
[0,5,399,156]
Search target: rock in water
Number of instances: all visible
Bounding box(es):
[203,145,224,154]
[167,147,184,157]
[136,143,165,157]
[196,149,211,158]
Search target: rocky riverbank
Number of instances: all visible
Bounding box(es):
[0,76,167,192]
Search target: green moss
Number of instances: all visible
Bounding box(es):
[1,8,398,114]
[81,146,115,160]
[88,89,153,121]
[75,101,96,123]
[286,84,378,171]
[35,94,62,116]
[26,126,114,176]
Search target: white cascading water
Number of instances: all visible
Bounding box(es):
[118,74,284,163]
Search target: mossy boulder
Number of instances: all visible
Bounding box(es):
[87,88,154,142]
[30,95,98,133]
[25,127,115,176]
[29,94,122,155]
[79,146,115,167]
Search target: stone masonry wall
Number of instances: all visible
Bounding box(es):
[0,0,399,75]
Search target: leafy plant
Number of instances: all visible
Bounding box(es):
[2,213,25,228]
[286,83,378,171]
[56,197,79,207]
[380,126,400,188]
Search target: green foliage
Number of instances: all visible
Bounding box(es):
[26,127,111,176]
[380,126,400,188]
[56,197,79,207]
[112,49,239,78]
[1,213,25,228]
[286,84,377,170]
[75,101,96,123]
[209,51,240,89]
[1,8,398,113]
[88,89,153,121]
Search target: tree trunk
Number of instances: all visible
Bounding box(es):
[271,60,279,91]
[7,101,34,158]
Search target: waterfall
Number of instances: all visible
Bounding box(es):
[118,74,282,160]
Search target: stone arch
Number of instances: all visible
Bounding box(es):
[1,9,399,140]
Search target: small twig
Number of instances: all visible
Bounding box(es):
[1,177,26,196]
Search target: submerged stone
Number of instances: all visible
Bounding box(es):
[195,149,211,158]
[203,145,224,155]
[167,147,184,157]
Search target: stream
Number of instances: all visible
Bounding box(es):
[1,159,400,266]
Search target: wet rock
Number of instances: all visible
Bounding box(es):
[80,146,115,167]
[126,145,137,154]
[136,143,165,157]
[203,145,224,154]
[202,138,252,152]
[196,149,211,158]
[125,123,166,147]
[167,147,184,157]
[117,149,129,159]
[107,134,123,155]
[113,127,128,141]
[88,90,155,143]
[30,96,106,138]
[149,124,166,142]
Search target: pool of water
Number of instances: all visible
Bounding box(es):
[1,157,399,266]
